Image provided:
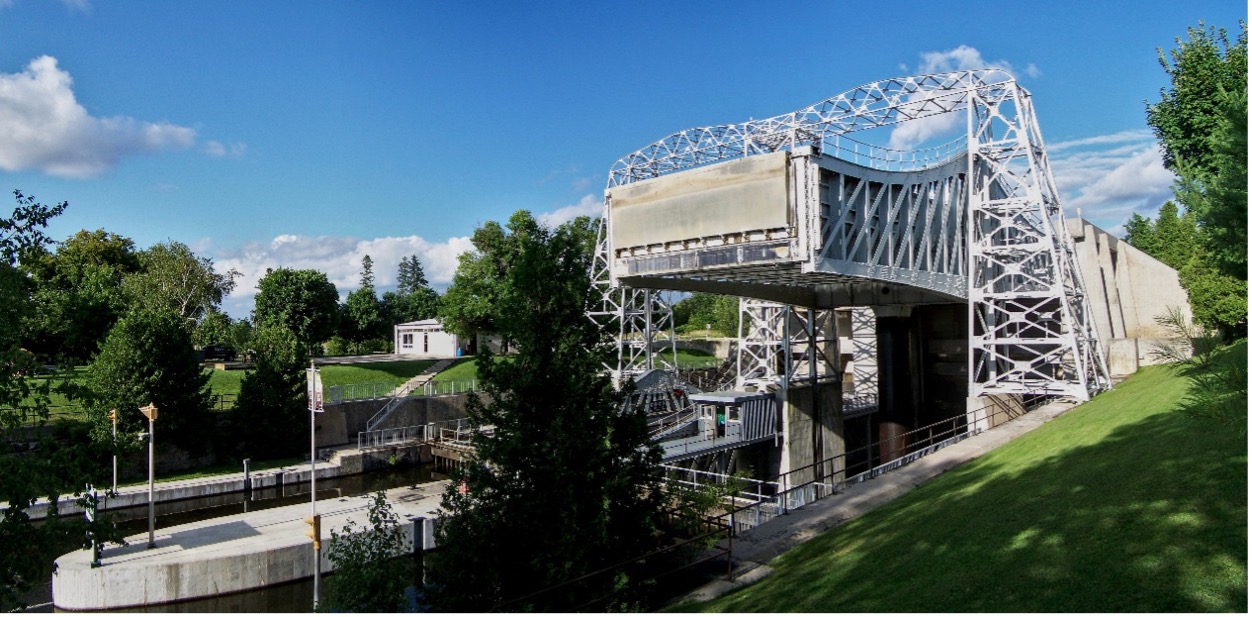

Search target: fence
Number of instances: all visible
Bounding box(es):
[356,418,487,451]
[668,391,1052,535]
[325,382,394,405]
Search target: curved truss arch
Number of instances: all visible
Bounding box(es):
[592,69,1111,400]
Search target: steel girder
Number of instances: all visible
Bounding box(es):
[965,82,1111,399]
[736,299,838,390]
[592,69,1110,400]
[589,202,676,386]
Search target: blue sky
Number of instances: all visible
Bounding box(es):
[0,1,1244,317]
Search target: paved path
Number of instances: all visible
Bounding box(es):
[671,397,1082,605]
[52,482,449,610]
[386,358,457,397]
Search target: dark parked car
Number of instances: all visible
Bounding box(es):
[200,344,237,362]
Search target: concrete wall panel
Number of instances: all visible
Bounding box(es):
[608,151,792,249]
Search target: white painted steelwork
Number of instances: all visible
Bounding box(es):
[592,69,1109,400]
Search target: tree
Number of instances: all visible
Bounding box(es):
[252,268,340,356]
[383,255,439,325]
[229,324,307,459]
[325,491,415,612]
[341,255,387,353]
[1,191,117,611]
[84,309,213,455]
[20,229,141,363]
[429,213,665,611]
[1146,20,1248,280]
[438,212,542,342]
[396,254,429,294]
[123,241,239,326]
[674,292,740,336]
[1123,201,1247,338]
[193,308,232,348]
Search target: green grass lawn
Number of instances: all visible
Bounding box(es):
[317,359,437,389]
[674,344,1248,613]
[433,357,481,382]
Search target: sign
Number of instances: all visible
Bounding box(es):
[139,403,158,422]
[307,368,324,413]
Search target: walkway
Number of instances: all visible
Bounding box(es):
[387,358,456,397]
[671,397,1082,605]
[52,482,449,610]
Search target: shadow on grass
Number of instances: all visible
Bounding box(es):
[688,370,1247,612]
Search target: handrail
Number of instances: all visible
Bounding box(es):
[364,381,420,432]
[668,390,1053,533]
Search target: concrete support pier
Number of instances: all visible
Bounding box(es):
[52,482,448,611]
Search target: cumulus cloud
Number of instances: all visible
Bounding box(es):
[888,45,1025,150]
[538,194,602,227]
[214,233,474,318]
[0,56,196,178]
[1048,130,1176,231]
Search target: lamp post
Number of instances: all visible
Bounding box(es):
[306,363,324,609]
[108,409,118,494]
[139,402,158,549]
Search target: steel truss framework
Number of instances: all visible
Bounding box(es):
[737,299,839,390]
[591,69,1110,400]
[589,200,676,385]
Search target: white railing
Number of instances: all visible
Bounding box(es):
[357,425,427,450]
[365,382,420,432]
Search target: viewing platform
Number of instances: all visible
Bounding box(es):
[52,482,448,611]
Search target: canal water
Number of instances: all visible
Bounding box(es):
[25,462,447,612]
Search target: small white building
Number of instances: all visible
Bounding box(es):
[394,319,462,357]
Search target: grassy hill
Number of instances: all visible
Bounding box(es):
[674,344,1247,612]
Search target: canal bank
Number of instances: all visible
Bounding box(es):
[52,482,448,611]
[13,442,431,521]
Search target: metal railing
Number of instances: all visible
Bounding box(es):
[357,424,427,450]
[419,379,478,396]
[326,382,395,404]
[364,382,420,432]
[668,391,1053,534]
[356,418,490,451]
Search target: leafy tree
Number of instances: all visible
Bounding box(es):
[1,191,118,611]
[229,324,307,459]
[252,268,340,356]
[20,229,141,363]
[438,211,543,342]
[429,213,665,611]
[193,308,232,348]
[1146,19,1248,281]
[123,241,239,326]
[325,491,415,612]
[674,292,740,336]
[84,309,213,455]
[1124,201,1247,338]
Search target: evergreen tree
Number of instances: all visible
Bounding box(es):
[343,255,386,351]
[429,213,665,611]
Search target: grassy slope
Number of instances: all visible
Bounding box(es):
[317,359,436,389]
[679,349,1247,612]
[432,349,720,383]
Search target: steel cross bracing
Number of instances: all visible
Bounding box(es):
[589,201,676,386]
[965,83,1111,398]
[736,298,839,390]
[591,69,1111,400]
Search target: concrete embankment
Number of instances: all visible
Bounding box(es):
[52,482,447,610]
[14,443,429,520]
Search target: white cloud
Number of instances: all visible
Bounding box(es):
[205,140,247,158]
[1048,131,1176,231]
[889,45,1026,150]
[0,56,196,178]
[214,233,474,319]
[538,194,602,227]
